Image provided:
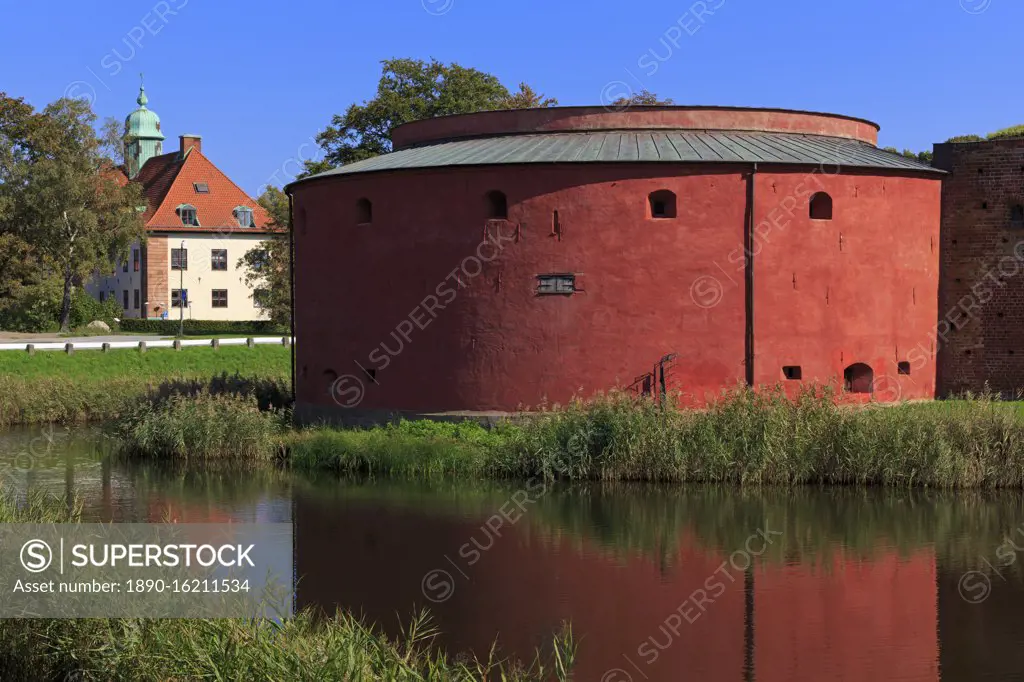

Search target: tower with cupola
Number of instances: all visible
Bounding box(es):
[124,80,165,178]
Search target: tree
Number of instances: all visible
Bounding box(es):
[311,58,557,171]
[238,186,291,327]
[612,89,674,107]
[0,94,145,332]
[98,116,127,168]
[882,146,933,166]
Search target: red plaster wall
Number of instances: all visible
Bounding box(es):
[392,106,880,149]
[752,171,941,401]
[292,161,940,416]
[293,164,748,415]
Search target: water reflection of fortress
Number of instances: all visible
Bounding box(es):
[295,492,1024,682]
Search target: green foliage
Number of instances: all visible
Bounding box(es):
[612,89,674,107]
[312,57,557,171]
[0,93,145,332]
[0,610,575,682]
[988,124,1024,140]
[0,346,290,426]
[946,134,984,143]
[882,146,933,165]
[118,318,287,335]
[288,419,502,478]
[0,281,121,332]
[114,393,286,461]
[285,389,1024,489]
[236,186,291,327]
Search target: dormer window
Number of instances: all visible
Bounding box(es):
[176,204,200,226]
[193,182,209,194]
[234,206,255,228]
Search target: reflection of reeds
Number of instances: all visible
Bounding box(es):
[297,477,1024,578]
[0,492,575,682]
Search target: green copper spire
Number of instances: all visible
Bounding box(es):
[124,75,165,179]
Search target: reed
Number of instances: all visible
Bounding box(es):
[112,392,287,461]
[0,611,575,682]
[116,385,1024,488]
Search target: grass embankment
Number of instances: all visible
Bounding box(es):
[114,388,1024,488]
[0,493,574,682]
[0,345,290,426]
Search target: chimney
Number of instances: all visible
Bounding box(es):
[179,134,202,155]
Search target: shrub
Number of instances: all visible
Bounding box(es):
[946,134,984,143]
[988,125,1024,141]
[112,393,287,461]
[119,319,287,335]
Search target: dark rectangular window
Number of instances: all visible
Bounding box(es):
[211,249,227,271]
[171,248,187,270]
[193,182,209,193]
[783,366,802,380]
[536,273,575,295]
[122,290,129,309]
[171,289,188,308]
[122,259,128,273]
[99,291,105,303]
[133,289,140,310]
[898,361,911,375]
[132,248,140,272]
[212,289,228,308]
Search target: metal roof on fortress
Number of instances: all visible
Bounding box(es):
[296,130,941,184]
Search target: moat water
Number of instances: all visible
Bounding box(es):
[3,425,1024,681]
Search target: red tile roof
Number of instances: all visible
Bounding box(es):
[135,147,276,234]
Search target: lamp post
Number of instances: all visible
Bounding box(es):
[178,239,185,337]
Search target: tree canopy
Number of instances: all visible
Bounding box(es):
[0,93,144,331]
[309,58,557,173]
[611,89,675,107]
[238,186,291,327]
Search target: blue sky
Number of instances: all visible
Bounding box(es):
[2,0,1018,195]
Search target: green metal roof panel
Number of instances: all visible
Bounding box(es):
[294,131,941,184]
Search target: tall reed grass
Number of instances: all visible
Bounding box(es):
[0,611,575,682]
[112,392,287,461]
[116,385,1024,488]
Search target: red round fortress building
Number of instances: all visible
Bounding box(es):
[287,105,943,423]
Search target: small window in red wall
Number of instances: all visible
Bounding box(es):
[810,192,833,220]
[356,198,372,224]
[649,190,677,219]
[843,363,873,393]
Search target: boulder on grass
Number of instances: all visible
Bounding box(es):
[86,320,111,333]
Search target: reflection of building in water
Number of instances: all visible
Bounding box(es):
[755,552,938,681]
[295,493,940,682]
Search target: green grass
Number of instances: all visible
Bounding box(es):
[0,345,290,426]
[286,388,1024,488]
[108,384,1024,488]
